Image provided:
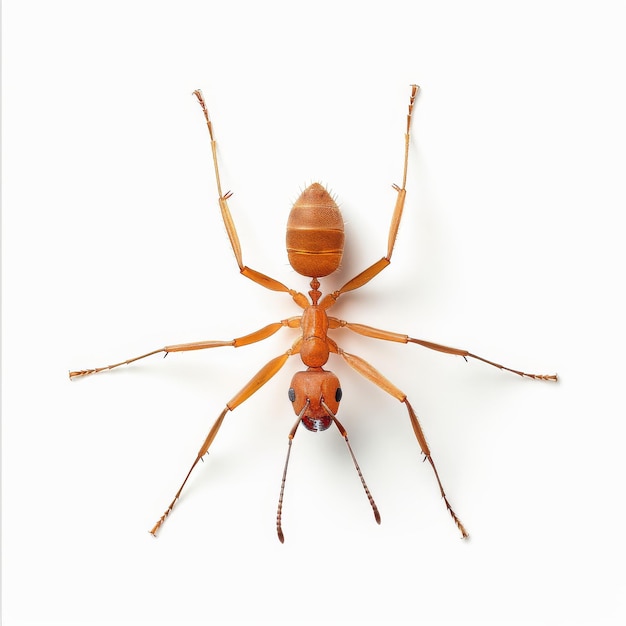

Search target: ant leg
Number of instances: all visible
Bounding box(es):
[69,317,301,378]
[151,349,293,536]
[337,346,469,539]
[331,319,558,381]
[193,90,308,309]
[150,406,227,536]
[320,85,419,310]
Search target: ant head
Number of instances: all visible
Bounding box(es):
[288,368,342,432]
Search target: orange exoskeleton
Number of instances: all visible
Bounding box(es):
[70,86,557,542]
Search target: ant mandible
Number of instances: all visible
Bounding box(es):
[70,85,557,542]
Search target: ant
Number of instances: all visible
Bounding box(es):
[71,85,557,542]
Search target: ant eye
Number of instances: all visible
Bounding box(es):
[288,388,296,402]
[335,387,342,402]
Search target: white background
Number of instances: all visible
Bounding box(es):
[3,1,625,625]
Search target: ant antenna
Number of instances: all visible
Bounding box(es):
[322,401,381,526]
[276,404,307,543]
[276,401,380,543]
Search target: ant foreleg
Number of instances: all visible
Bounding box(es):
[337,346,469,539]
[152,349,293,536]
